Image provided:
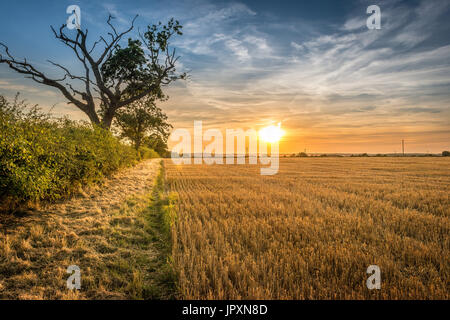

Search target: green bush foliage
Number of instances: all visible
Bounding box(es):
[0,94,154,205]
[138,146,160,160]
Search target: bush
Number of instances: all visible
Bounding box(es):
[138,146,159,160]
[0,94,141,206]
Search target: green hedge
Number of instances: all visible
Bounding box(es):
[0,96,154,206]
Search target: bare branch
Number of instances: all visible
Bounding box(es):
[96,14,138,65]
[0,42,90,114]
[106,15,119,37]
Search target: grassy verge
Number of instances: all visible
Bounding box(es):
[138,161,179,299]
[89,166,178,300]
[0,161,178,299]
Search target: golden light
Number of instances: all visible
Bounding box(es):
[259,122,285,143]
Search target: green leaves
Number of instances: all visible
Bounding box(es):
[144,18,183,52]
[0,94,140,206]
[114,96,172,152]
[99,17,185,110]
[101,39,147,87]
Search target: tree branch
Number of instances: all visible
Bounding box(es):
[0,42,89,113]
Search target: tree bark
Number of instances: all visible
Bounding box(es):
[101,108,115,129]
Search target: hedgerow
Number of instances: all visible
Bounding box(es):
[0,94,154,206]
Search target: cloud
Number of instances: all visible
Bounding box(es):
[161,1,276,66]
[342,17,366,31]
[0,79,58,97]
[290,41,303,50]
[390,0,450,47]
[397,107,442,114]
[249,1,450,113]
[350,106,377,113]
[101,3,130,26]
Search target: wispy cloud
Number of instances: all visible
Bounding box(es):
[0,79,58,97]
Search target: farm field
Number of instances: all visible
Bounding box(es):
[165,157,450,299]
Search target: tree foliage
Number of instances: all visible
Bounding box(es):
[145,133,171,157]
[114,96,172,152]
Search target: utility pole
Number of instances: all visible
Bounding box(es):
[402,139,405,156]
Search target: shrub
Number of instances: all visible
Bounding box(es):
[0,94,141,206]
[138,146,160,160]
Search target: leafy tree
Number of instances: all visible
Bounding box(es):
[144,133,170,157]
[114,96,172,151]
[443,151,450,157]
[0,15,185,129]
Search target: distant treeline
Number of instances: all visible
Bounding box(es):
[284,152,449,157]
[174,152,450,159]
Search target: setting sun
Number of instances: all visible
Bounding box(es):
[259,123,285,143]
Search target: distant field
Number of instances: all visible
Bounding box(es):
[166,158,450,299]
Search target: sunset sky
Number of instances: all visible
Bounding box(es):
[1,0,449,153]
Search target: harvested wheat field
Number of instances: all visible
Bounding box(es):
[166,157,450,299]
[0,159,175,299]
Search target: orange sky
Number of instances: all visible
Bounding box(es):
[159,86,450,154]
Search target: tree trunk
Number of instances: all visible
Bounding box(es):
[135,139,141,151]
[87,110,101,127]
[101,107,115,130]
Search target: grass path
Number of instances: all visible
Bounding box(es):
[0,159,175,299]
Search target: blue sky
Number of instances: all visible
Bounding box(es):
[1,0,449,153]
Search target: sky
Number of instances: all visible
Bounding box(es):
[0,0,449,153]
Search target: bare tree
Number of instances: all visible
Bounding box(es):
[0,15,185,129]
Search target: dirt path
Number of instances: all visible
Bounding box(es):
[0,159,164,299]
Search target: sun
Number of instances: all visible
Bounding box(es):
[259,123,285,143]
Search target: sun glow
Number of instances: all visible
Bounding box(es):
[259,123,285,143]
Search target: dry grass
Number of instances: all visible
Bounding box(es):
[166,157,450,299]
[0,159,176,299]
